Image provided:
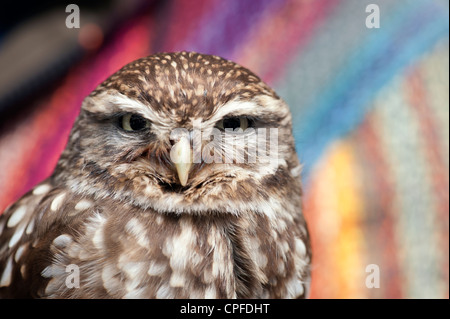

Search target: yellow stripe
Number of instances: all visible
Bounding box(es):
[311,141,367,298]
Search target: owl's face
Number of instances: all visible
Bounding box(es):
[54,52,300,215]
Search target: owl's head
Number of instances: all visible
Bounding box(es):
[54,52,302,215]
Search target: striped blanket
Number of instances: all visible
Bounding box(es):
[0,0,448,298]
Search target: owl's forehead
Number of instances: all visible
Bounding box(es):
[88,52,276,120]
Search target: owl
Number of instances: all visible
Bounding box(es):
[0,52,310,299]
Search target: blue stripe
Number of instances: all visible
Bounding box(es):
[292,0,449,182]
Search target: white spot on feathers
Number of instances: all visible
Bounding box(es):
[123,287,147,299]
[51,193,66,211]
[41,265,65,278]
[101,263,122,295]
[147,261,167,277]
[25,218,35,235]
[8,223,26,248]
[169,271,186,288]
[7,206,27,228]
[205,285,217,299]
[52,234,73,250]
[85,213,106,250]
[33,184,51,195]
[156,283,174,299]
[44,278,60,296]
[75,200,93,211]
[294,237,307,257]
[285,277,304,298]
[0,257,13,287]
[92,225,104,250]
[125,218,150,249]
[14,244,27,262]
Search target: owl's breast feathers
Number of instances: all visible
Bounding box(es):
[0,179,310,298]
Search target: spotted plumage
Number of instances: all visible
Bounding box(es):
[0,52,310,298]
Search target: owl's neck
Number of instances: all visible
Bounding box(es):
[150,211,308,298]
[12,181,308,298]
[115,208,308,298]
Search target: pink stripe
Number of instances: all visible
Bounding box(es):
[236,0,340,85]
[162,0,218,52]
[264,0,340,84]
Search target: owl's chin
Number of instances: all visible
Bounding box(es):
[157,180,191,194]
[64,165,288,218]
[141,194,266,217]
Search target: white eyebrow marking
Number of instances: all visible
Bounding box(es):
[202,100,262,127]
[205,96,285,127]
[108,94,172,130]
[209,100,260,124]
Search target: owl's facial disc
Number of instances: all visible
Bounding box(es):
[80,91,290,189]
[59,52,300,215]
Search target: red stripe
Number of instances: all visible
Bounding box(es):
[356,118,403,298]
[406,68,449,294]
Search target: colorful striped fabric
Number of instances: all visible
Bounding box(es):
[0,0,448,298]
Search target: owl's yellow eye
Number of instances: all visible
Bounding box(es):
[216,116,252,131]
[120,114,151,132]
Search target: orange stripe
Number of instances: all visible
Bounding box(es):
[306,141,367,298]
[305,152,341,298]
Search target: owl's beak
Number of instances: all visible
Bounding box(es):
[171,136,193,186]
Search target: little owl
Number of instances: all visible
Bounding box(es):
[0,52,310,298]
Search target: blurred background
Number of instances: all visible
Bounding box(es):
[0,0,448,298]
